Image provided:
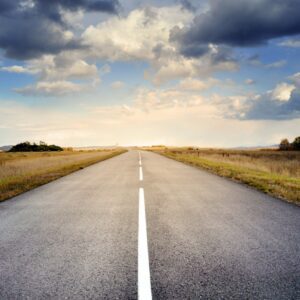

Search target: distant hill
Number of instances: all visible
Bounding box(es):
[0,145,13,152]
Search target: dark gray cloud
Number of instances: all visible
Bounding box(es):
[177,43,209,58]
[0,17,81,59]
[173,0,300,57]
[35,0,119,22]
[180,0,196,12]
[0,0,15,13]
[0,0,119,59]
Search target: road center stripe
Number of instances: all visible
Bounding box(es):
[139,166,143,181]
[138,188,152,300]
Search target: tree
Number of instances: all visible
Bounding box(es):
[292,136,300,150]
[279,138,290,151]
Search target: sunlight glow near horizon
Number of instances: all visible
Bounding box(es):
[0,0,300,147]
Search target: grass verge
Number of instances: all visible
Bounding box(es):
[155,150,300,206]
[0,150,126,202]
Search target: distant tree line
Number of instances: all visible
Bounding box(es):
[279,136,300,151]
[9,141,63,152]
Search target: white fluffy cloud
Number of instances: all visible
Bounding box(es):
[82,5,237,84]
[82,6,193,61]
[272,82,295,101]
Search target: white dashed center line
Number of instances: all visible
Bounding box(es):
[139,166,143,181]
[138,187,152,300]
[138,151,152,300]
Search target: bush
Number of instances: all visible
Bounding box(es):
[292,136,300,150]
[9,141,63,152]
[279,136,300,151]
[279,139,291,151]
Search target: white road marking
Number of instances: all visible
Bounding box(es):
[139,151,142,166]
[139,166,143,181]
[138,188,152,300]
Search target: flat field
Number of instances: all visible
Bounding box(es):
[0,149,126,202]
[151,147,300,205]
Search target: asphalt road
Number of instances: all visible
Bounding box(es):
[0,150,299,299]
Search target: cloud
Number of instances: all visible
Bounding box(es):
[243,90,300,120]
[180,0,196,12]
[82,6,237,84]
[278,37,300,48]
[82,6,193,61]
[131,85,219,115]
[247,55,287,69]
[0,17,79,59]
[1,65,37,74]
[272,83,295,101]
[179,77,218,91]
[149,44,237,85]
[289,72,300,86]
[2,54,100,80]
[172,0,300,57]
[265,60,287,69]
[34,54,99,81]
[15,80,84,96]
[84,6,196,83]
[221,77,300,120]
[0,0,119,59]
[6,52,102,96]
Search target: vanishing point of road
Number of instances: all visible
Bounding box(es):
[0,151,299,299]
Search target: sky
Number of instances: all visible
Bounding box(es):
[0,0,300,147]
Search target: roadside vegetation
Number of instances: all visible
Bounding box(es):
[9,141,63,152]
[0,149,126,202]
[279,136,300,151]
[149,145,300,205]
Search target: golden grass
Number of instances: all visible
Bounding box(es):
[151,148,300,205]
[0,149,126,202]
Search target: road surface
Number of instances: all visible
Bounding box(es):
[0,151,299,299]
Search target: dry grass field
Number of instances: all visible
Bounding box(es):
[150,147,300,205]
[0,149,126,202]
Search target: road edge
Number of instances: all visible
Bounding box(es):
[149,150,300,207]
[0,150,127,203]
